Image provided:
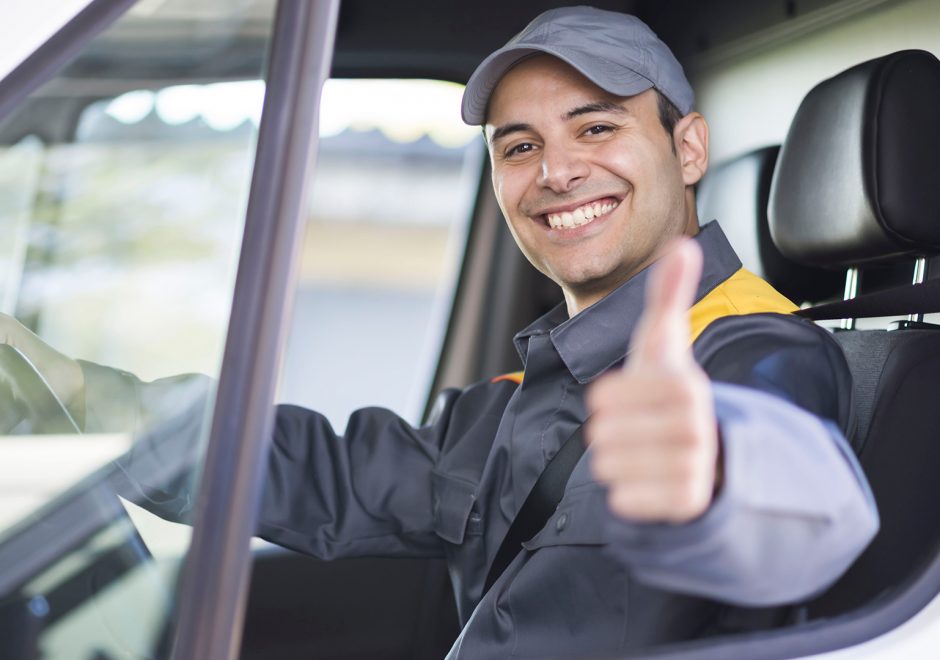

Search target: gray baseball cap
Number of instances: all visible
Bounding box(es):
[461,6,693,125]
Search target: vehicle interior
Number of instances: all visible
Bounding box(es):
[1,0,940,659]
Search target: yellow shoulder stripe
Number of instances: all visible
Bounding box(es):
[689,267,797,342]
[491,268,795,384]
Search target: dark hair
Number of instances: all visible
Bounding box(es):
[656,91,684,154]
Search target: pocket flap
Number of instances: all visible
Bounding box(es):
[431,471,477,544]
[523,485,608,549]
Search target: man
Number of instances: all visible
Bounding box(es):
[222,6,877,656]
[0,6,876,658]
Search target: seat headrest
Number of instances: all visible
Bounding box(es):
[697,146,842,302]
[769,50,940,269]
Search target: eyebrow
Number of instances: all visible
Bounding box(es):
[488,122,532,144]
[488,100,628,145]
[563,100,628,120]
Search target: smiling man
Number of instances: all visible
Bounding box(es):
[0,5,879,659]
[438,5,876,655]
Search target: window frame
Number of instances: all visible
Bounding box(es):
[171,1,339,657]
[0,0,135,124]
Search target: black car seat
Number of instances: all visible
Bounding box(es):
[767,49,940,618]
[696,145,842,305]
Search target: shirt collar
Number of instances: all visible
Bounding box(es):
[512,221,742,384]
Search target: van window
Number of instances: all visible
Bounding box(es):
[277,79,483,429]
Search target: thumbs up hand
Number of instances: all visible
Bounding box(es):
[586,239,719,523]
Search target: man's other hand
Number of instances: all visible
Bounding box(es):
[587,239,719,524]
[0,312,85,426]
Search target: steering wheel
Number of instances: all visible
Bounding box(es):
[0,344,80,435]
[0,345,175,657]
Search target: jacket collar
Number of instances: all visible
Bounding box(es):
[512,221,741,384]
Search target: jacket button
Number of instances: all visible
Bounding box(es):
[555,513,568,532]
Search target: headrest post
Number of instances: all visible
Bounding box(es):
[912,257,927,285]
[909,257,928,323]
[840,268,859,330]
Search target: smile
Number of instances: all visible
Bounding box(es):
[544,199,620,230]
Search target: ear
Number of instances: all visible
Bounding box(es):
[674,112,709,186]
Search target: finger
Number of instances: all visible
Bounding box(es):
[587,411,704,451]
[628,238,703,372]
[590,441,700,483]
[586,369,703,418]
[607,483,707,523]
[607,485,678,522]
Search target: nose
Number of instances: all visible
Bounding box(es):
[536,144,589,193]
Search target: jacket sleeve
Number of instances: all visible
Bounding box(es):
[603,314,879,606]
[79,360,459,560]
[256,378,514,560]
[255,400,455,560]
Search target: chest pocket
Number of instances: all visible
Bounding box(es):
[522,483,608,550]
[431,471,481,544]
[520,447,607,549]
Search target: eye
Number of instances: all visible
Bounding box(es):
[505,142,535,158]
[583,124,613,136]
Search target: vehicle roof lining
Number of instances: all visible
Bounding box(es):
[45,0,877,87]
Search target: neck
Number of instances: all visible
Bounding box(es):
[564,289,603,317]
[563,202,701,318]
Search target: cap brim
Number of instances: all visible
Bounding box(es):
[461,44,654,125]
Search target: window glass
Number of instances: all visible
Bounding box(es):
[0,135,43,315]
[278,79,483,429]
[24,80,263,379]
[0,1,276,658]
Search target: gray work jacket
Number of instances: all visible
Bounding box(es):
[86,222,878,659]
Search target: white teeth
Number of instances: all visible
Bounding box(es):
[546,200,618,229]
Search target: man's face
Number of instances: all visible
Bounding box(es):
[485,55,705,314]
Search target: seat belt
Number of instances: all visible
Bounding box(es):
[796,277,940,320]
[483,423,586,595]
[481,277,940,595]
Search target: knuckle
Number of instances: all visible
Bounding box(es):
[608,488,633,518]
[587,373,624,408]
[583,417,600,443]
[584,383,604,411]
[673,413,715,450]
[673,452,700,481]
[672,379,696,406]
[671,479,703,514]
[586,416,616,446]
[671,417,700,447]
[590,454,615,481]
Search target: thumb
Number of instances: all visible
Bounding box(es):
[627,238,703,371]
